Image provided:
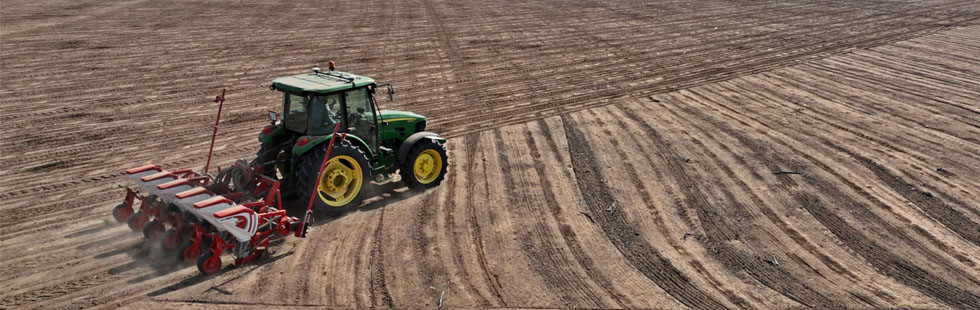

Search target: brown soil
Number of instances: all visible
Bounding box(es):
[2,1,979,309]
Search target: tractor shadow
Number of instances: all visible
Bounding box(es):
[358,181,423,212]
[282,180,423,224]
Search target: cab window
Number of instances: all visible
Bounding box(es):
[344,88,377,149]
[309,93,342,135]
[283,93,308,133]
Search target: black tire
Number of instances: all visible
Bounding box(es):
[197,252,222,275]
[177,240,201,263]
[112,203,131,223]
[296,140,371,216]
[160,229,182,250]
[400,139,448,190]
[142,219,164,240]
[255,143,284,178]
[126,212,146,232]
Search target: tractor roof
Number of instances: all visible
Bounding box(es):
[271,71,375,94]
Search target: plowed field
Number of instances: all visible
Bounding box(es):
[2,1,979,309]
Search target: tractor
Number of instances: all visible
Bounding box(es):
[110,64,443,273]
[257,63,448,215]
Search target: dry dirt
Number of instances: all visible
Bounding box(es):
[2,0,980,309]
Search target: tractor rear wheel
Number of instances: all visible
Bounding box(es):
[400,139,448,190]
[296,140,371,216]
[255,143,284,178]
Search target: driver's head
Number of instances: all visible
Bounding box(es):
[357,108,365,113]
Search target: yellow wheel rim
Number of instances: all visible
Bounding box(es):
[317,155,363,207]
[413,149,442,184]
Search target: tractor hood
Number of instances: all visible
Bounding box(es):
[379,110,425,122]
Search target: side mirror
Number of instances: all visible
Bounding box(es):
[386,84,394,101]
[268,111,278,123]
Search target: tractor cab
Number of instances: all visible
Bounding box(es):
[269,65,382,153]
[262,65,430,167]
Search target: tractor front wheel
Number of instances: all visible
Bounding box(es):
[400,139,448,190]
[296,140,371,216]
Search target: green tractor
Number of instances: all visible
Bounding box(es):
[256,63,448,215]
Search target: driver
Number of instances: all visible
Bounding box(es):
[349,107,371,138]
[349,107,366,128]
[311,96,340,127]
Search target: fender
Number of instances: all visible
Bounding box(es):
[257,125,287,144]
[398,131,446,163]
[293,133,374,159]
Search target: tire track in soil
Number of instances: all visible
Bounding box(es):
[0,228,137,283]
[417,0,488,111]
[463,133,507,306]
[533,118,628,308]
[0,243,169,309]
[0,0,148,37]
[795,189,980,309]
[597,106,798,308]
[619,101,875,293]
[687,73,980,262]
[722,72,980,209]
[491,129,604,308]
[838,148,980,254]
[677,79,979,256]
[591,106,773,307]
[369,207,394,308]
[0,151,253,238]
[409,187,439,297]
[1,138,255,203]
[0,0,968,121]
[609,107,844,308]
[665,87,980,309]
[402,1,894,119]
[784,63,980,155]
[765,62,980,246]
[430,1,978,136]
[396,0,825,108]
[442,133,494,306]
[815,56,980,121]
[0,1,964,172]
[781,68,980,201]
[559,114,727,310]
